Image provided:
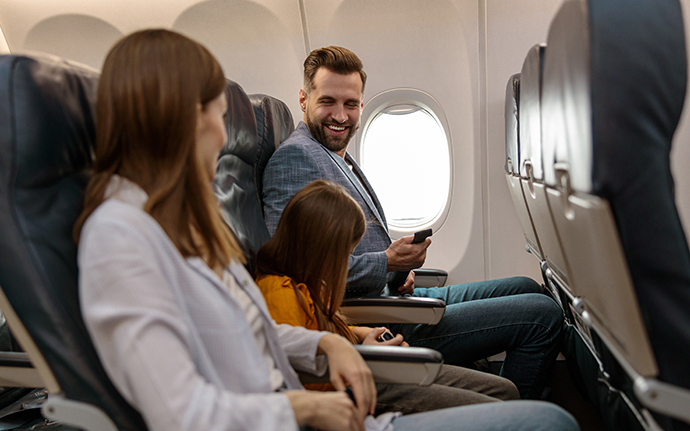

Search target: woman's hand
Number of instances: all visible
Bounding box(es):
[361,327,408,347]
[317,334,376,418]
[286,390,363,431]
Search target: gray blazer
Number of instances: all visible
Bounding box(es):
[263,122,392,296]
[78,176,327,431]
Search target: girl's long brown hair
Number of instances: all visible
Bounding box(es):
[74,29,244,268]
[257,180,365,344]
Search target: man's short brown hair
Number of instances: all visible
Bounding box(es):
[303,46,367,94]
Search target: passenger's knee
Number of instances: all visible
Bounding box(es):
[497,377,521,401]
[512,276,542,294]
[502,401,579,431]
[531,402,579,431]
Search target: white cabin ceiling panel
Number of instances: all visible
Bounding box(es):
[0,0,305,107]
[304,0,481,283]
[171,0,305,115]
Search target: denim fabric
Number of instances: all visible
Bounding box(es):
[390,400,579,431]
[388,276,564,400]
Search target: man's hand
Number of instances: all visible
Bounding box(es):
[317,334,376,418]
[385,235,431,272]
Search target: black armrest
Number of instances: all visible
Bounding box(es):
[0,351,43,387]
[340,297,445,325]
[0,351,32,368]
[299,345,443,386]
[412,268,448,288]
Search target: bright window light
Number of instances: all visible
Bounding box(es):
[360,106,451,228]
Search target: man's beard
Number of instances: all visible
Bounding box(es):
[306,115,359,153]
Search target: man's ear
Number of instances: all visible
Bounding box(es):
[299,89,307,112]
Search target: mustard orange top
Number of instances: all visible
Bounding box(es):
[256,274,333,391]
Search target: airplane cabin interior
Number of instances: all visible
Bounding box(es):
[0,0,689,430]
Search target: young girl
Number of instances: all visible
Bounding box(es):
[256,180,521,414]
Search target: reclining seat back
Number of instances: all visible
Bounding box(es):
[214,89,294,274]
[518,44,573,295]
[0,54,147,430]
[249,93,296,212]
[505,73,545,264]
[542,0,690,425]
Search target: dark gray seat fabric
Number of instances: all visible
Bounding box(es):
[0,54,147,430]
[214,91,294,275]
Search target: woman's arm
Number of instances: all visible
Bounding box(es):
[317,333,377,419]
[79,211,300,431]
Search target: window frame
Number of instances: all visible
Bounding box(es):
[351,88,454,236]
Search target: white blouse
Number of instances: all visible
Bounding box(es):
[78,176,328,431]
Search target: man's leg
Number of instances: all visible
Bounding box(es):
[388,278,564,399]
[374,364,519,415]
[389,400,580,431]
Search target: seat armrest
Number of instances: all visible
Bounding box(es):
[340,297,445,325]
[299,345,443,386]
[412,268,448,287]
[0,351,43,387]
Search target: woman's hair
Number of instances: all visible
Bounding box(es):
[74,29,244,268]
[257,180,366,343]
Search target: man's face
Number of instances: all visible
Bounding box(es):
[300,68,364,157]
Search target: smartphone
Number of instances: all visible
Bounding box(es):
[376,329,394,342]
[412,228,433,244]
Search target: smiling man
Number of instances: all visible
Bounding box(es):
[261,46,565,400]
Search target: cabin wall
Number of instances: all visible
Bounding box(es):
[1,0,689,285]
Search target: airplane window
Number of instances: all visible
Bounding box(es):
[359,100,451,231]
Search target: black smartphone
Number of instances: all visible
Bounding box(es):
[412,228,433,244]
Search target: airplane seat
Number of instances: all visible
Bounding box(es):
[213,84,276,275]
[0,53,147,430]
[541,0,690,428]
[516,44,574,306]
[504,73,551,286]
[247,93,295,213]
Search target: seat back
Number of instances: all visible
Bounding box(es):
[504,72,545,263]
[517,44,573,291]
[541,0,690,425]
[214,91,294,273]
[0,54,147,430]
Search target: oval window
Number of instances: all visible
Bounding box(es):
[357,91,452,232]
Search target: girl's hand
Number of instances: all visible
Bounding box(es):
[361,327,408,347]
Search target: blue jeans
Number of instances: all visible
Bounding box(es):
[391,400,579,431]
[388,277,564,399]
